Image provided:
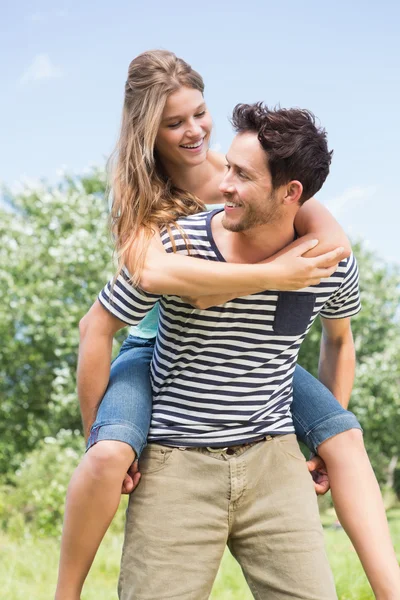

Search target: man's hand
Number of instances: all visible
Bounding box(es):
[121,460,142,495]
[307,454,330,495]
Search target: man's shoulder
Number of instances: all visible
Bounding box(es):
[317,251,361,318]
[312,252,358,296]
[331,252,358,282]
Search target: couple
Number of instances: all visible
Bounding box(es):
[55,50,400,599]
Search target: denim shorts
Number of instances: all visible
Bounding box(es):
[87,336,155,458]
[87,335,362,457]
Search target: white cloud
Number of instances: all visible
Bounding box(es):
[20,54,63,84]
[323,185,377,219]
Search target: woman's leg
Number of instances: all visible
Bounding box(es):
[55,336,154,600]
[292,365,400,600]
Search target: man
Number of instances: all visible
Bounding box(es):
[97,104,361,599]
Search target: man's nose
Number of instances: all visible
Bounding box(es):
[219,174,235,195]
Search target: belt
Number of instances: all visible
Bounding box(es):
[205,435,272,455]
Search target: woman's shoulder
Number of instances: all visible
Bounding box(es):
[207,150,226,172]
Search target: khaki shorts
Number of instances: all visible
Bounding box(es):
[119,434,337,600]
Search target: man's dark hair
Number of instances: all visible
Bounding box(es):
[231,103,333,203]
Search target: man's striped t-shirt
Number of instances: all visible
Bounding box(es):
[99,209,361,448]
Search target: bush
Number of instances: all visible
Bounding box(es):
[0,430,84,537]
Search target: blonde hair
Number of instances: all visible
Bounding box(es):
[108,49,206,285]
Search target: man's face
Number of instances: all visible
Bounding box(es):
[219,132,283,233]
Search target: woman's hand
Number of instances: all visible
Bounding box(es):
[263,238,346,291]
[182,239,346,309]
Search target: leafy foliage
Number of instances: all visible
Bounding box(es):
[299,241,400,487]
[0,170,115,474]
[0,430,83,537]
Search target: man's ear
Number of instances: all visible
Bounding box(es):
[283,180,303,205]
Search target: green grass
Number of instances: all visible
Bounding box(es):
[1,508,399,599]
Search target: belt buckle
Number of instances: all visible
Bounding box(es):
[206,446,228,453]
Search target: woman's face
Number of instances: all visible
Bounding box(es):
[155,86,212,168]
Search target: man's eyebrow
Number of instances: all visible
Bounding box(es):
[225,155,255,175]
[163,103,206,122]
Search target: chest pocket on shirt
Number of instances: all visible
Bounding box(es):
[273,292,316,336]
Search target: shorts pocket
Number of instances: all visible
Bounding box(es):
[273,292,316,336]
[138,444,175,474]
[276,434,306,462]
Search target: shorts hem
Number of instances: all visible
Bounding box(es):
[86,421,147,458]
[305,412,362,453]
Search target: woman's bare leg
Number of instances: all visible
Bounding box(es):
[55,440,136,600]
[318,429,400,600]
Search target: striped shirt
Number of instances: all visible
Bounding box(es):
[99,209,361,447]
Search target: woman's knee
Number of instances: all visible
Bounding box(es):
[318,427,365,459]
[84,440,135,481]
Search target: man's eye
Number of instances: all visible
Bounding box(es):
[238,171,248,180]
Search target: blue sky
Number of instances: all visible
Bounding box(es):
[1,0,399,263]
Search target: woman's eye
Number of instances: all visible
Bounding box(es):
[195,110,206,118]
[168,122,182,129]
[225,164,231,170]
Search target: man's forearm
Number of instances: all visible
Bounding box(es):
[318,332,356,408]
[77,325,114,441]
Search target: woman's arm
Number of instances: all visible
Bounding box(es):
[138,231,345,297]
[182,202,351,308]
[181,234,345,309]
[294,198,351,258]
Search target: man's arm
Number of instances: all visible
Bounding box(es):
[318,317,356,408]
[80,269,161,440]
[307,316,356,493]
[78,300,127,441]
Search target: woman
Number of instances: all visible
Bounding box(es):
[55,50,400,599]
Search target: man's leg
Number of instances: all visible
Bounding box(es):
[119,444,229,600]
[228,435,337,600]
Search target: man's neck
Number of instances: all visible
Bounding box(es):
[210,210,297,264]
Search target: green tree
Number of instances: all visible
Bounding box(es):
[299,242,400,487]
[0,169,114,474]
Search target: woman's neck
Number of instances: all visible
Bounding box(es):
[162,151,226,205]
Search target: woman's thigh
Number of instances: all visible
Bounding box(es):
[87,335,155,458]
[292,364,362,454]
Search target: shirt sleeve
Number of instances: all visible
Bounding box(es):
[98,267,161,325]
[320,253,361,319]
